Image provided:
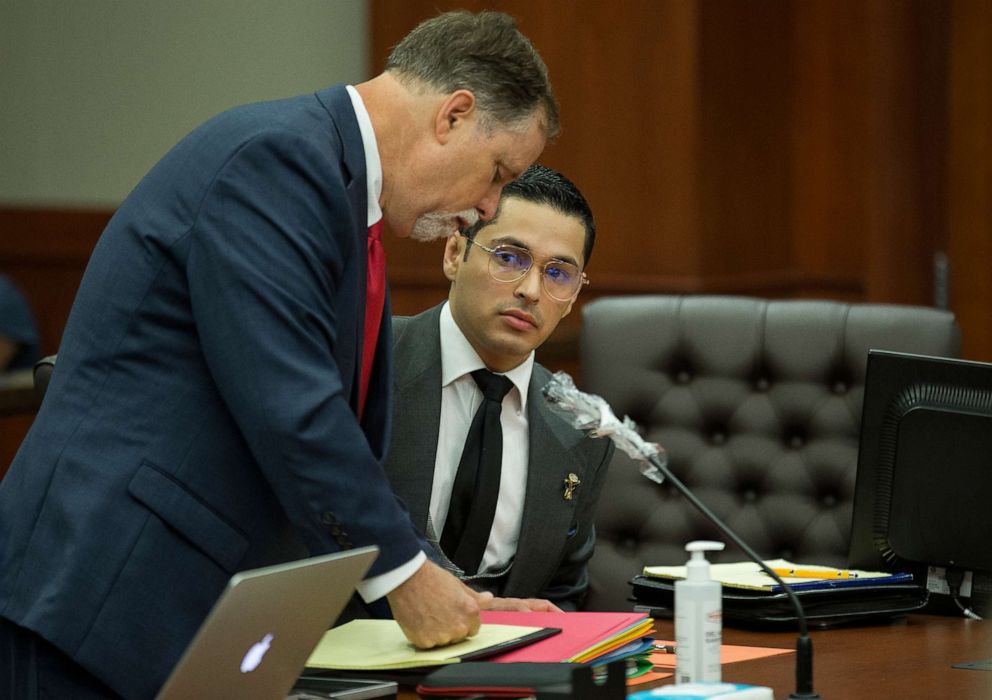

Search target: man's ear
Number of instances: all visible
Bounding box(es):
[560,296,576,320]
[434,90,477,144]
[442,234,464,281]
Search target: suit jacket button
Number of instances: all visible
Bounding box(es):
[321,511,335,525]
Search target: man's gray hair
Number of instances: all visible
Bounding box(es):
[385,10,560,139]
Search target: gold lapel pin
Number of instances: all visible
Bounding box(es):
[563,472,581,500]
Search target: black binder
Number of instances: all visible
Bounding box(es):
[630,574,929,629]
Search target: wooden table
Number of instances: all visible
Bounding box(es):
[716,614,991,698]
[398,614,992,698]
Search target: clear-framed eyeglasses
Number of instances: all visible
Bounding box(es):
[461,233,589,302]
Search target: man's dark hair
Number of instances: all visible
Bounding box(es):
[463,164,596,266]
[385,10,560,139]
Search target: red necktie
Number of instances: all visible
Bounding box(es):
[358,219,385,419]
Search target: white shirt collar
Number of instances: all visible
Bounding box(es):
[439,302,534,408]
[345,85,383,227]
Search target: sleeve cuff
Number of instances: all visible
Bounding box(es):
[356,551,427,602]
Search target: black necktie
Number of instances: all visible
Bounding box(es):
[440,369,514,575]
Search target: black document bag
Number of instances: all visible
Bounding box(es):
[417,661,627,699]
[630,575,930,628]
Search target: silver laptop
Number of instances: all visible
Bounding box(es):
[156,546,378,700]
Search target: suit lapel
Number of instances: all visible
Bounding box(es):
[504,369,588,597]
[315,85,373,422]
[316,85,366,221]
[384,307,444,529]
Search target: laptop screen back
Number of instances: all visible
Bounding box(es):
[156,546,377,700]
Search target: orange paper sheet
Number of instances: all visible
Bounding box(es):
[626,640,793,687]
[648,639,794,668]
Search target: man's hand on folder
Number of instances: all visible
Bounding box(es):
[387,561,493,649]
[483,596,563,613]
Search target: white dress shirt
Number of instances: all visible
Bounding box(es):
[432,302,533,575]
[346,85,427,602]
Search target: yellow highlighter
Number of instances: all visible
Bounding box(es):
[771,567,858,579]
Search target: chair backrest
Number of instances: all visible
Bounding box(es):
[33,354,56,402]
[579,295,960,611]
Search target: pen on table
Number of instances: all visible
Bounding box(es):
[771,567,858,579]
[654,643,677,653]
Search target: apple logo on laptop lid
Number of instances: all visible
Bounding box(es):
[240,633,274,673]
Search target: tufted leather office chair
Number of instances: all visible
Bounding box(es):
[579,295,960,611]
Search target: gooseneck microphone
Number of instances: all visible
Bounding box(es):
[543,372,823,700]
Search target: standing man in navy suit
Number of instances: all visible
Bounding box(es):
[0,11,558,700]
[386,165,612,612]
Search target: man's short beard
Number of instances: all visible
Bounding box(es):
[409,209,479,242]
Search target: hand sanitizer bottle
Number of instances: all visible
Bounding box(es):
[675,540,725,684]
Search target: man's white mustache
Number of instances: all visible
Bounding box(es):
[410,209,479,242]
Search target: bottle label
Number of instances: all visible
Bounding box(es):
[675,601,722,683]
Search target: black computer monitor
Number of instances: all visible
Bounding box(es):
[849,350,992,614]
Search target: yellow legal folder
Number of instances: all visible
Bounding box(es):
[306,620,547,671]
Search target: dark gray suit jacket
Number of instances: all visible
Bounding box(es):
[384,304,614,609]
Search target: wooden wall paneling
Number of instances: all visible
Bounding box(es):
[948,0,992,362]
[0,208,110,355]
[526,1,704,283]
[911,0,952,284]
[862,1,949,307]
[0,414,33,481]
[0,208,107,477]
[696,1,796,280]
[790,2,870,295]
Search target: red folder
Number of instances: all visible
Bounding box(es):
[479,611,652,663]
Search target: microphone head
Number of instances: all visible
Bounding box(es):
[540,381,560,404]
[542,371,666,483]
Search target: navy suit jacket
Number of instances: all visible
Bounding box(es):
[0,86,422,699]
[384,305,614,609]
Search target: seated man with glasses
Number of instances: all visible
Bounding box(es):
[384,164,613,611]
